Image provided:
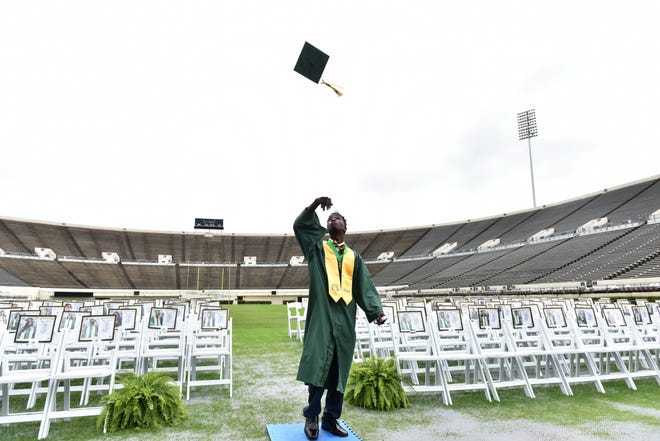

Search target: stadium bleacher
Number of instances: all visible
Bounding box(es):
[0,175,659,294]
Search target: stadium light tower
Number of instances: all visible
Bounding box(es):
[517,109,539,207]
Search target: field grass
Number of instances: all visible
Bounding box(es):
[3,304,660,441]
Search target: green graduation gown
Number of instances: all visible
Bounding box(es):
[294,208,383,393]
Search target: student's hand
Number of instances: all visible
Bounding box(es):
[375,311,387,326]
[316,197,332,211]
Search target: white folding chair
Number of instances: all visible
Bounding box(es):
[185,319,232,400]
[287,302,305,341]
[0,341,58,427]
[37,338,120,439]
[140,327,186,391]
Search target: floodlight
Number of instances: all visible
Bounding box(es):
[517,109,539,207]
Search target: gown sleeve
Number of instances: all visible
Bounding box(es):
[293,208,327,260]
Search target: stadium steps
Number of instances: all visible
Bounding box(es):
[428,246,543,289]
[605,249,660,280]
[538,223,660,283]
[464,239,571,287]
[526,227,637,284]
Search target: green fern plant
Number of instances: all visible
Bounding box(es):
[97,371,188,432]
[344,357,409,411]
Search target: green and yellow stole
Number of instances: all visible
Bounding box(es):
[322,240,354,305]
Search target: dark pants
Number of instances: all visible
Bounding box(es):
[303,351,343,423]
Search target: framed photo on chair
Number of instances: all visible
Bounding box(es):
[0,308,14,330]
[647,302,660,323]
[602,307,626,327]
[200,308,228,330]
[63,301,82,311]
[511,307,534,329]
[574,307,597,327]
[7,310,23,332]
[498,304,513,323]
[195,301,220,315]
[28,300,44,309]
[109,308,137,330]
[10,301,30,310]
[148,307,178,330]
[397,310,425,333]
[431,301,453,311]
[140,302,155,321]
[81,305,104,315]
[58,311,89,332]
[436,308,463,331]
[7,311,38,332]
[79,315,116,341]
[39,305,64,319]
[170,303,188,323]
[14,315,56,343]
[103,302,125,314]
[618,303,634,317]
[465,304,480,321]
[477,308,501,329]
[543,307,567,328]
[631,305,651,325]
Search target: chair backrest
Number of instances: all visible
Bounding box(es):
[287,302,303,319]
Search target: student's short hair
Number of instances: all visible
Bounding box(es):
[328,212,347,229]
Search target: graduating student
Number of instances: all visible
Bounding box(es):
[438,311,452,329]
[150,310,164,327]
[61,313,77,330]
[18,317,36,340]
[479,310,490,328]
[294,196,386,440]
[202,310,216,328]
[81,318,99,339]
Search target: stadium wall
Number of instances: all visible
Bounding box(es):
[2,276,658,304]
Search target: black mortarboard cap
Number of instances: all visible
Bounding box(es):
[294,42,329,84]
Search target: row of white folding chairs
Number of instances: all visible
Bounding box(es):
[116,312,232,399]
[0,313,232,437]
[354,301,660,405]
[0,326,121,438]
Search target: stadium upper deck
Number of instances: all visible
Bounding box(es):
[1,175,659,293]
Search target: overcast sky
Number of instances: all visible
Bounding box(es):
[2,1,659,235]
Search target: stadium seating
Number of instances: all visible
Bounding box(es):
[0,175,659,292]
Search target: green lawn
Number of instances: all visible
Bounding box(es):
[3,304,660,440]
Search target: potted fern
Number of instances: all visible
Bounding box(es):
[98,371,188,432]
[344,357,409,411]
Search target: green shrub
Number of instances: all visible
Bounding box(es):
[97,371,188,432]
[344,357,409,411]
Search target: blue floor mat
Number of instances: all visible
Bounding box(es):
[266,419,363,441]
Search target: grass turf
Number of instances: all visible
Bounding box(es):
[2,304,660,440]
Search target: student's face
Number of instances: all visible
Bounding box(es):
[327,214,346,234]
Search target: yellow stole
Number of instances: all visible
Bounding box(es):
[322,241,355,305]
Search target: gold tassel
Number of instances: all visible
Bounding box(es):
[321,80,343,97]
